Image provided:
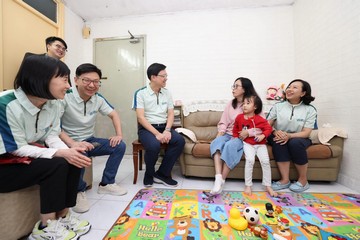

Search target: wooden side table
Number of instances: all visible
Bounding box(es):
[132,140,168,184]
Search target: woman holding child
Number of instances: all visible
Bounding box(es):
[209,77,258,195]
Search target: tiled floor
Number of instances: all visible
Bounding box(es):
[77,155,359,240]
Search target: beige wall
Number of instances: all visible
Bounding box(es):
[0,0,64,90]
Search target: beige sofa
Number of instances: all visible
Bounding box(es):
[179,110,344,182]
[0,166,93,240]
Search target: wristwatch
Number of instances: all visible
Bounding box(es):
[165,128,171,132]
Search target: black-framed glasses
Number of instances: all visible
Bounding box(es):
[231,84,242,90]
[157,74,168,78]
[53,44,67,52]
[81,78,101,87]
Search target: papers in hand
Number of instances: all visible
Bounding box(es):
[175,128,197,143]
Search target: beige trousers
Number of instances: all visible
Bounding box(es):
[243,142,272,187]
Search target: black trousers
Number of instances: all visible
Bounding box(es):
[267,133,311,165]
[0,157,80,214]
[138,124,185,177]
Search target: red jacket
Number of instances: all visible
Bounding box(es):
[233,114,272,145]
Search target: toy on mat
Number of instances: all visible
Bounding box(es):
[264,224,293,240]
[275,205,283,215]
[265,202,275,218]
[243,207,259,225]
[249,226,268,239]
[228,207,248,231]
[277,217,290,230]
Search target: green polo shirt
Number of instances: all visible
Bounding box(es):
[0,88,65,158]
[266,100,317,133]
[132,83,174,124]
[61,87,114,141]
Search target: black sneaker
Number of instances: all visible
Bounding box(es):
[143,174,153,188]
[153,172,178,187]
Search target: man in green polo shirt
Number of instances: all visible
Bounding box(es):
[132,63,185,188]
[60,63,127,213]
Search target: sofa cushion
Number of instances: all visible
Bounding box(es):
[192,143,211,158]
[183,111,222,141]
[306,144,332,158]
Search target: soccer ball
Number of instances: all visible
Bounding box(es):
[243,207,259,225]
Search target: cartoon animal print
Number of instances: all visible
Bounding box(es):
[106,214,132,239]
[116,213,130,225]
[229,201,247,215]
[267,225,297,240]
[203,218,222,232]
[146,200,169,218]
[301,222,320,236]
[242,124,250,130]
[169,215,196,240]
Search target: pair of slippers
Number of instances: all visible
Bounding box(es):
[272,181,309,192]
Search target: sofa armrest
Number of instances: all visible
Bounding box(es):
[183,142,195,155]
[327,136,345,147]
[327,136,344,158]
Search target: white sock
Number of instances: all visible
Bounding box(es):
[220,179,225,192]
[210,174,223,194]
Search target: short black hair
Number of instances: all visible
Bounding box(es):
[286,79,315,105]
[244,95,263,115]
[14,55,70,99]
[75,63,102,79]
[147,63,166,80]
[45,36,68,50]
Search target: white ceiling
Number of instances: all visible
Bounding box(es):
[62,0,295,22]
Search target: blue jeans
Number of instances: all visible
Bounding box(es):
[138,125,185,178]
[78,136,126,192]
[210,134,244,169]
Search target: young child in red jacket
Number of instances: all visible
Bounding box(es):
[233,95,277,197]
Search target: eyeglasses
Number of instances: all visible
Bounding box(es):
[80,78,101,86]
[53,44,67,52]
[157,74,168,78]
[231,84,242,90]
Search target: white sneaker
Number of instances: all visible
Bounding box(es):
[59,211,91,237]
[28,219,78,240]
[72,191,89,213]
[97,183,128,196]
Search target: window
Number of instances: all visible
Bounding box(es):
[22,0,57,23]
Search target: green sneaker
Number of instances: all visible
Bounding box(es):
[29,219,78,240]
[59,211,91,236]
